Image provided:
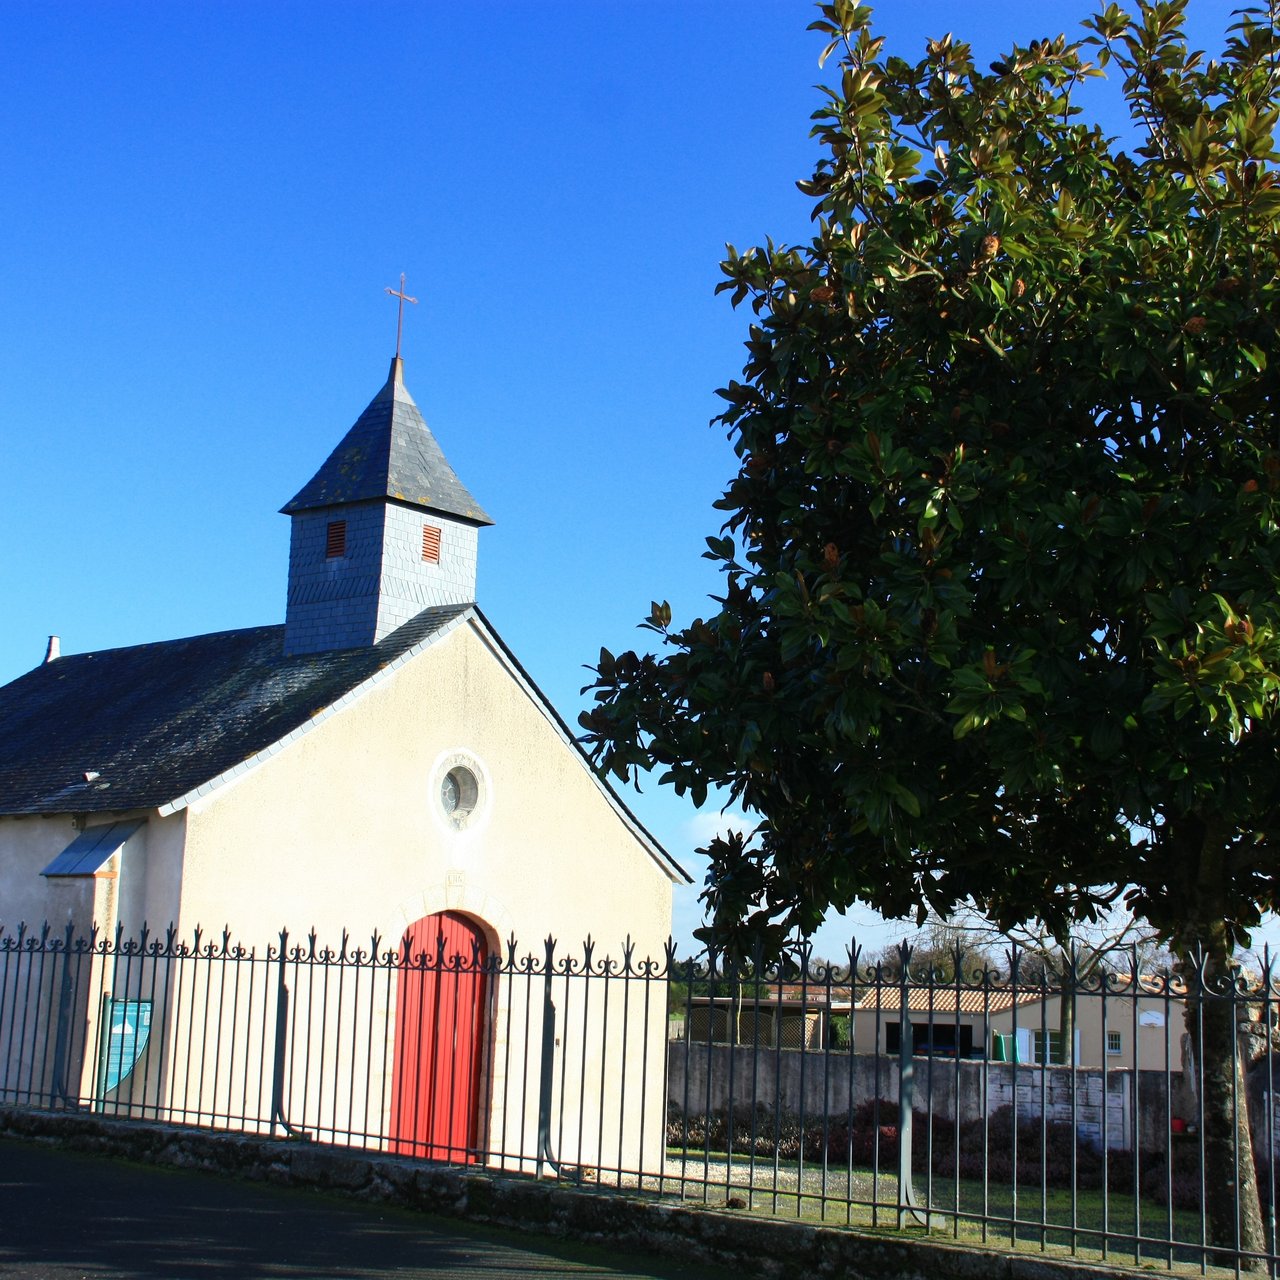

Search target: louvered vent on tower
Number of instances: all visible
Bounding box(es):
[326,520,347,559]
[421,524,442,564]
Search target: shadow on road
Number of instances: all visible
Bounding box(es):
[0,1137,729,1279]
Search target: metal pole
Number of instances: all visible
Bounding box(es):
[270,930,308,1140]
[536,935,577,1180]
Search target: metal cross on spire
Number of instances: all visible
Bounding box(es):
[384,273,418,359]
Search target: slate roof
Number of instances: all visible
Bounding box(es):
[0,605,688,883]
[281,357,493,525]
[0,605,470,816]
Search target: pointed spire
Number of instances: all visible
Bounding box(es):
[281,359,492,526]
[367,355,408,407]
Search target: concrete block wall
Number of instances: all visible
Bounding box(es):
[670,1045,1179,1154]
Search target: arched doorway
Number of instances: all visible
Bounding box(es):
[389,911,489,1162]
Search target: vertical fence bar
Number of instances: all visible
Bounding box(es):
[980,959,992,1246]
[16,926,45,1104]
[33,929,60,1109]
[615,940,633,1180]
[1009,947,1021,1250]
[871,958,883,1228]
[551,944,571,1176]
[1131,945,1142,1267]
[843,943,858,1228]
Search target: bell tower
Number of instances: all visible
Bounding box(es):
[280,355,493,656]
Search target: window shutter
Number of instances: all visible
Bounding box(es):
[422,524,441,563]
[326,520,347,559]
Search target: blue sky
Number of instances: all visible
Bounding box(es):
[1,0,1258,959]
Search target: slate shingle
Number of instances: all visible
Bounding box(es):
[280,358,492,525]
[0,604,471,816]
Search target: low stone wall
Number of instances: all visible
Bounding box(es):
[0,1106,1150,1280]
[670,1045,1188,1153]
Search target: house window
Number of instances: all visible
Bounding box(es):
[1032,1030,1065,1065]
[422,524,441,563]
[1106,1030,1123,1056]
[886,1021,973,1057]
[326,520,347,559]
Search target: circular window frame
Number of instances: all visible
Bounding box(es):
[431,750,489,833]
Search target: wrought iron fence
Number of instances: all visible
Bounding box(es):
[2,920,1278,1275]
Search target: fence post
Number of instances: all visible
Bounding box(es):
[536,934,578,1180]
[270,929,308,1140]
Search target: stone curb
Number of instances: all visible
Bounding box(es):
[0,1108,1151,1280]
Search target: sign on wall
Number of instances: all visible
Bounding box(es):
[98,997,152,1094]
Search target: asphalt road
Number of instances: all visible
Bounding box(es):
[0,1138,734,1280]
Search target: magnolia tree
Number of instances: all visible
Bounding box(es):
[581,0,1280,1259]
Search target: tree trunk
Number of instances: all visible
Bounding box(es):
[1175,921,1267,1270]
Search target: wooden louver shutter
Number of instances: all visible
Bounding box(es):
[326,520,347,558]
[422,524,441,563]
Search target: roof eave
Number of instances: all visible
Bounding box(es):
[279,493,494,526]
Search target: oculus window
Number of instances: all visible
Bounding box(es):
[432,750,489,833]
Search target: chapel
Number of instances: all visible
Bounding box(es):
[0,336,684,1171]
[0,348,688,952]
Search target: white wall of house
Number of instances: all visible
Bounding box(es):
[0,811,185,941]
[989,993,1183,1070]
[0,814,89,930]
[125,617,677,1173]
[849,992,1184,1070]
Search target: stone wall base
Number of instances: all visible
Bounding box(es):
[0,1107,1153,1280]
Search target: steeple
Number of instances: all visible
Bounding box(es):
[281,359,492,656]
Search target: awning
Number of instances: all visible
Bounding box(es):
[41,819,144,878]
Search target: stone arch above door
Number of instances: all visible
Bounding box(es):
[389,877,516,957]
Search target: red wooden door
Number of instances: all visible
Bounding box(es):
[389,912,488,1162]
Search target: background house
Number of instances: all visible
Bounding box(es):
[677,974,1185,1071]
[852,982,1183,1069]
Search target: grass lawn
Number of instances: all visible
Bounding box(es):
[646,1148,1242,1275]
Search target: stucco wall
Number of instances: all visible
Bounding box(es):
[855,994,1184,1071]
[167,617,675,1171]
[989,994,1183,1071]
[175,617,673,955]
[0,815,91,930]
[0,811,184,939]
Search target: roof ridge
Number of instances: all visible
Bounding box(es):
[25,623,284,666]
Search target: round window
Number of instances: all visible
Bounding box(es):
[440,766,478,822]
[433,752,487,833]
